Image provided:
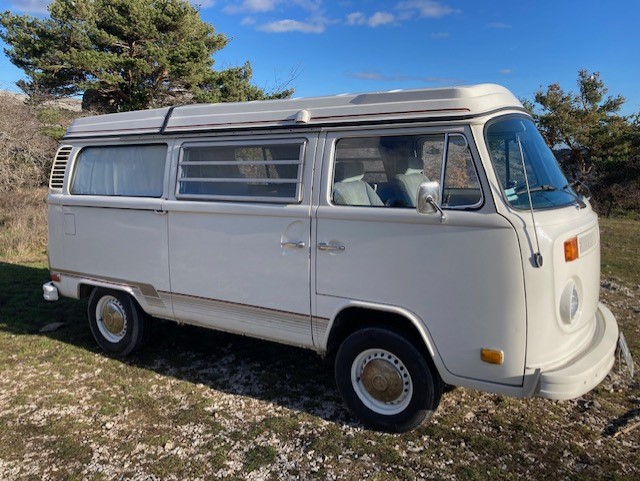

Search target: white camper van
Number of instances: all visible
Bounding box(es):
[43,84,621,432]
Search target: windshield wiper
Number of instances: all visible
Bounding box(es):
[514,184,556,195]
[565,180,592,200]
[515,184,587,208]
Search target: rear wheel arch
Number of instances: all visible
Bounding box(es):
[78,283,95,299]
[87,287,149,356]
[78,282,139,304]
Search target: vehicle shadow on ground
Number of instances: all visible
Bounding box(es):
[0,261,354,427]
[603,402,640,437]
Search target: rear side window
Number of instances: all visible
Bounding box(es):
[177,141,304,203]
[71,144,167,197]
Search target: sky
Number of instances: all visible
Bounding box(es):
[1,0,639,114]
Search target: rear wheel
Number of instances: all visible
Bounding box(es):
[88,288,147,357]
[335,327,442,432]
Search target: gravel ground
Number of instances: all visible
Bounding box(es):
[0,275,638,480]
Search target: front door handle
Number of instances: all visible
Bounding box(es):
[281,241,306,249]
[318,242,346,252]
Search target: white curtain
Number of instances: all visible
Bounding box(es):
[71,145,166,197]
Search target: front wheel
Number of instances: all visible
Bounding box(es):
[88,288,147,357]
[335,327,442,432]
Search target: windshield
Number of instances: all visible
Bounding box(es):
[486,116,576,210]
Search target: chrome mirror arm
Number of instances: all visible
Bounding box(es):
[416,181,446,223]
[426,195,446,223]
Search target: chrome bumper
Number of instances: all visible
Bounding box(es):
[537,303,618,400]
[43,281,59,302]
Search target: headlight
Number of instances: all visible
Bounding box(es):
[560,280,580,325]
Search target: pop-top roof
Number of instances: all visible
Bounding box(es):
[65,84,524,139]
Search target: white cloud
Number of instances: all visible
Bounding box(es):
[345,11,395,28]
[226,1,456,34]
[397,1,457,19]
[8,0,50,14]
[346,12,366,25]
[368,12,395,27]
[224,0,278,14]
[224,0,321,14]
[290,0,323,12]
[499,69,512,75]
[227,0,329,33]
[258,18,325,33]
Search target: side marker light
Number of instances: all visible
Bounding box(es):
[481,348,504,365]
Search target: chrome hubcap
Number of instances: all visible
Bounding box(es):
[103,302,124,334]
[96,296,127,343]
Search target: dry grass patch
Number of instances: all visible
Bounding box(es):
[0,94,58,191]
[0,187,48,262]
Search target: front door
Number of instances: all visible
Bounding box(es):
[314,127,526,386]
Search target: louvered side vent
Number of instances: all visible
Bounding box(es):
[49,146,73,191]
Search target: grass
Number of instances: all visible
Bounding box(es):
[0,192,638,479]
[0,188,48,263]
[600,217,640,286]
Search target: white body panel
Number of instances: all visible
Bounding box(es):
[48,195,173,318]
[314,208,526,385]
[44,85,620,403]
[166,202,312,346]
[470,122,610,378]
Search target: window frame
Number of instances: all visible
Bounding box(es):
[175,138,306,204]
[440,132,485,210]
[69,143,169,198]
[484,114,575,211]
[327,130,484,210]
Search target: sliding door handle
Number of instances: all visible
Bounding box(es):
[281,241,306,249]
[318,243,346,252]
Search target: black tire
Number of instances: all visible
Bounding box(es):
[334,327,442,432]
[88,288,147,357]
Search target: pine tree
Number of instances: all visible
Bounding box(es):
[0,0,292,112]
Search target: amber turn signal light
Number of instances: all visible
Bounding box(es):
[481,348,504,365]
[50,272,61,282]
[564,237,579,262]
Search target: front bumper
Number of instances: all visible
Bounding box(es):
[537,302,618,400]
[43,281,59,302]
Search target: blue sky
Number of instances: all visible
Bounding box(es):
[1,0,638,114]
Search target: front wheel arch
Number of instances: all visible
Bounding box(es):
[325,306,436,368]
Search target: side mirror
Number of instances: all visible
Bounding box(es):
[417,181,446,222]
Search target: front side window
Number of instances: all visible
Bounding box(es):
[442,134,483,207]
[486,116,575,210]
[177,141,304,203]
[331,132,482,209]
[71,144,167,197]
